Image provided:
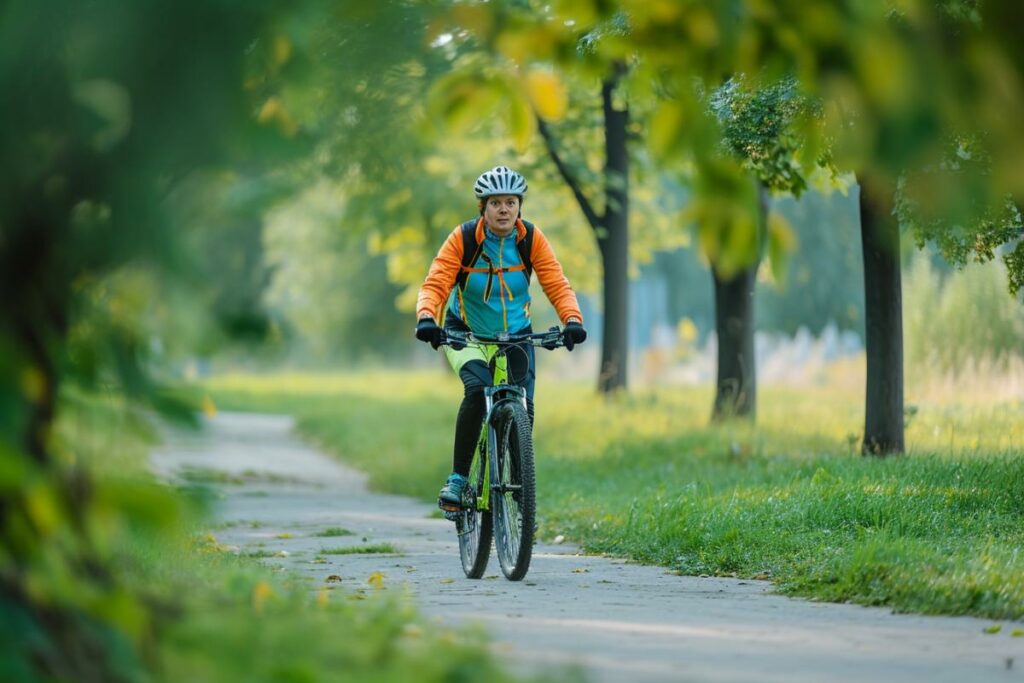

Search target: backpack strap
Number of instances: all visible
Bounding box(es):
[456,219,483,292]
[456,218,535,292]
[517,219,534,281]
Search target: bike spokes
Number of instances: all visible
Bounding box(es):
[457,445,492,579]
[492,402,535,581]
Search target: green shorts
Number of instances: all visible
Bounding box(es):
[444,342,502,375]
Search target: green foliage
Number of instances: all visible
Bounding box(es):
[171,171,294,349]
[643,187,864,340]
[896,139,1024,296]
[1,1,467,679]
[209,371,1024,620]
[262,180,408,360]
[0,393,181,681]
[444,0,1024,273]
[152,558,524,683]
[710,75,821,196]
[0,0,297,676]
[757,189,864,335]
[903,255,1024,375]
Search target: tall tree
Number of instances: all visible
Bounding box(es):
[706,75,818,420]
[858,172,905,453]
[537,58,631,392]
[588,0,1024,453]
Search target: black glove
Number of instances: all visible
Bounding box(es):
[563,321,587,352]
[415,317,444,350]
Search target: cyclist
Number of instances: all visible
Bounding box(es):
[414,165,587,511]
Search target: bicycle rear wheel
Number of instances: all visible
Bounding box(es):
[457,440,492,578]
[492,401,535,581]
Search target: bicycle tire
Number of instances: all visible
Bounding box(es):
[457,439,492,578]
[492,401,535,581]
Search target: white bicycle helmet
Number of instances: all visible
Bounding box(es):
[473,165,528,199]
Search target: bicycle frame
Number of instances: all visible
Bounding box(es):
[474,350,529,513]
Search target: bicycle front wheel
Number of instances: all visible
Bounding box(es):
[492,401,535,581]
[457,441,492,579]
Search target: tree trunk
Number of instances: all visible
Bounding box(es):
[597,65,629,394]
[710,181,765,421]
[858,174,905,455]
[711,264,757,420]
[535,63,630,393]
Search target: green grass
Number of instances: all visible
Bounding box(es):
[320,543,401,555]
[315,527,354,537]
[29,388,537,683]
[208,370,1024,620]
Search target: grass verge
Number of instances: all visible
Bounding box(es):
[320,543,401,555]
[315,527,354,537]
[27,389,540,683]
[207,370,1024,621]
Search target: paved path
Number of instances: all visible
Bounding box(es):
[151,412,1024,682]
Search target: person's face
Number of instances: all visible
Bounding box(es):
[483,194,520,236]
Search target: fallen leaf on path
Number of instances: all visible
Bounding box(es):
[368,571,385,588]
[275,550,289,557]
[202,395,217,417]
[1012,629,1024,637]
[984,624,1003,634]
[440,578,455,584]
[325,575,342,583]
[552,535,565,544]
[252,581,273,612]
[276,533,293,539]
[571,568,589,574]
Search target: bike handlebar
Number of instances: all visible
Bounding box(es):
[442,326,566,350]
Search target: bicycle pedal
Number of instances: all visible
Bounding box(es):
[438,502,462,512]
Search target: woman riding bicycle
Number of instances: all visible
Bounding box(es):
[415,165,587,510]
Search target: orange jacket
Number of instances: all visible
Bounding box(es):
[416,218,584,326]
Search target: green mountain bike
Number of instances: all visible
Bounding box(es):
[441,327,566,581]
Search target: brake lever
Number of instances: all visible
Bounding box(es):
[446,330,468,351]
[540,325,562,350]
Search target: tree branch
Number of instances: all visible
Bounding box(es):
[536,115,602,233]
